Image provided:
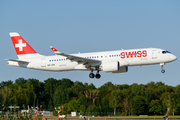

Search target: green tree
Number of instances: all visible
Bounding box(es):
[25,81,37,106]
[109,89,121,116]
[27,78,44,102]
[149,100,162,115]
[97,82,115,113]
[130,96,147,115]
[174,85,180,114]
[69,81,85,99]
[0,86,11,105]
[44,78,61,110]
[61,78,74,89]
[86,104,101,112]
[53,85,69,107]
[12,84,35,106]
[79,94,88,107]
[101,94,111,112]
[170,93,177,115]
[15,78,27,86]
[67,99,80,112]
[80,105,86,114]
[0,80,13,88]
[121,89,130,116]
[131,84,145,97]
[161,92,171,114]
[86,83,96,90]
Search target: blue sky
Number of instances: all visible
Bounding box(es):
[1,0,179,87]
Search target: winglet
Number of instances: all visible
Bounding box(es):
[50,46,62,54]
[50,46,58,52]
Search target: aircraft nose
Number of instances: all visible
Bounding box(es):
[171,55,177,61]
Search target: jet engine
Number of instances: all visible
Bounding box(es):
[101,61,128,73]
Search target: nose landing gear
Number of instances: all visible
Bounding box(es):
[160,63,165,73]
[161,69,165,73]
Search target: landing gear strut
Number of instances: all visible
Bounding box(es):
[160,63,165,73]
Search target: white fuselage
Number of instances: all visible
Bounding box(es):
[7,48,177,72]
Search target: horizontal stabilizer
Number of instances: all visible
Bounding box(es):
[5,59,29,63]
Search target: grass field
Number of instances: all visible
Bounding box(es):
[33,115,180,120]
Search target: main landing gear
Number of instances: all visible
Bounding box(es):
[160,63,165,73]
[89,70,101,79]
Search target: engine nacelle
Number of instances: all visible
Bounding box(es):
[101,61,128,73]
[102,61,119,72]
[112,66,128,73]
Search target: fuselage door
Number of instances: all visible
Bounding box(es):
[41,58,46,67]
[152,50,157,59]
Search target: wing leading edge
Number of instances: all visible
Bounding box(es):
[50,46,101,65]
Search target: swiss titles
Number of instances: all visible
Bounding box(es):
[120,50,147,59]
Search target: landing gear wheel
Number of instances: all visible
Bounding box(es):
[89,73,95,78]
[96,74,101,79]
[161,69,165,73]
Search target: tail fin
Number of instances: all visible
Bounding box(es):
[9,32,42,59]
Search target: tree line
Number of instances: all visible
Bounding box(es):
[0,77,180,116]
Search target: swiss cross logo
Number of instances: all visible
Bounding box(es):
[15,39,26,51]
[51,47,58,51]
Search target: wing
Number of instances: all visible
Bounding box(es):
[50,46,101,66]
[5,59,29,63]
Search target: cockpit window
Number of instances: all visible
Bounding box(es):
[162,51,171,54]
[162,51,166,54]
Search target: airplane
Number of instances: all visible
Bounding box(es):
[6,32,177,79]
